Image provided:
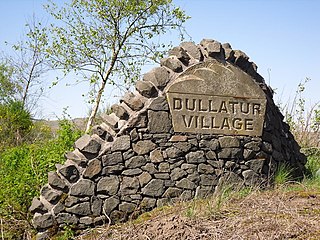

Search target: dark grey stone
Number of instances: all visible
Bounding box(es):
[123,149,135,160]
[160,57,183,72]
[186,151,206,163]
[111,135,131,152]
[66,202,91,216]
[165,147,183,159]
[59,164,79,183]
[243,149,255,160]
[121,92,144,111]
[125,156,147,168]
[70,179,95,197]
[135,80,158,98]
[200,174,218,186]
[40,185,61,204]
[143,67,170,89]
[163,187,183,198]
[141,163,158,174]
[79,216,93,225]
[141,197,156,209]
[199,139,219,150]
[244,141,261,151]
[83,159,101,179]
[242,170,261,186]
[133,140,156,155]
[207,159,224,168]
[262,141,273,153]
[64,196,79,208]
[148,96,169,111]
[142,179,165,197]
[33,213,54,230]
[150,149,164,163]
[111,104,129,120]
[219,136,240,148]
[97,176,119,195]
[120,177,140,195]
[176,178,196,190]
[103,196,120,215]
[180,41,202,60]
[170,168,187,181]
[218,148,242,159]
[103,164,124,174]
[119,202,136,213]
[74,134,101,154]
[247,159,265,173]
[48,172,67,191]
[56,213,78,225]
[138,172,152,187]
[198,163,214,174]
[148,110,171,133]
[122,168,143,176]
[91,196,103,216]
[102,152,123,166]
[29,197,47,214]
[225,161,236,169]
[173,142,192,152]
[168,46,190,64]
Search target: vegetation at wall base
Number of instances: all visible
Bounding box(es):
[0,120,82,240]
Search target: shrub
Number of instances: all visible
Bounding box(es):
[0,120,82,239]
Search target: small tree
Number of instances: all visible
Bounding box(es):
[38,0,189,132]
[5,17,50,112]
[0,63,17,104]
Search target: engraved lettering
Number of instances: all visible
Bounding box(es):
[182,115,193,128]
[221,118,230,129]
[219,101,228,113]
[173,98,182,110]
[186,98,196,111]
[198,99,208,112]
[200,116,210,129]
[253,103,261,115]
[232,118,243,130]
[240,102,250,114]
[229,101,239,114]
[244,118,254,130]
[209,100,218,112]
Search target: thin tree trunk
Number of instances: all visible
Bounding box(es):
[85,80,107,133]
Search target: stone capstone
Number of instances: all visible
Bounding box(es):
[135,80,158,98]
[74,134,101,154]
[143,67,170,89]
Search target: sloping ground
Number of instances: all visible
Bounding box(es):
[76,185,320,240]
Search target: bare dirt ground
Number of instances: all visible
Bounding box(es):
[76,186,320,240]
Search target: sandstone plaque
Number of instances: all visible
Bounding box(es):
[166,61,267,136]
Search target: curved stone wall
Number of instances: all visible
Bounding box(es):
[30,39,306,239]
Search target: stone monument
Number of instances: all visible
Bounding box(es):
[30,39,306,239]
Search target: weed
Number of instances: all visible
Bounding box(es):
[274,163,293,186]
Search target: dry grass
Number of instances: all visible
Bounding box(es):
[76,183,320,240]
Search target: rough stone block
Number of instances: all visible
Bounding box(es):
[143,67,170,89]
[148,96,169,111]
[66,202,91,216]
[111,104,129,120]
[83,159,101,179]
[148,110,172,133]
[121,92,144,111]
[186,151,206,163]
[33,213,54,230]
[142,179,165,197]
[74,134,101,155]
[135,80,158,98]
[133,140,156,155]
[97,176,119,195]
[180,41,202,60]
[168,46,190,65]
[103,196,120,215]
[48,171,68,192]
[102,152,123,166]
[70,179,95,197]
[125,156,147,168]
[160,57,183,72]
[111,135,131,152]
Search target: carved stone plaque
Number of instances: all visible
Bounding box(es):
[166,60,267,136]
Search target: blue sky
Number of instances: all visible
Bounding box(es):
[0,0,319,119]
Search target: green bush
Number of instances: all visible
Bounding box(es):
[0,100,33,151]
[0,120,82,239]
